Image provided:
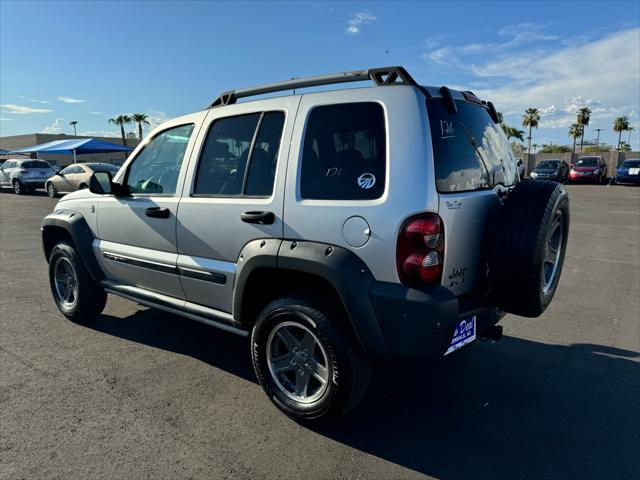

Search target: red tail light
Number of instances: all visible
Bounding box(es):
[397,213,444,287]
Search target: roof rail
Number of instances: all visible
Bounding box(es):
[209,66,417,108]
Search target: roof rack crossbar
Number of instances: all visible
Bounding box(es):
[209,66,416,108]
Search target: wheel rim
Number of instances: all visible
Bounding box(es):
[266,318,330,404]
[13,181,20,193]
[542,210,564,294]
[48,184,55,196]
[53,257,79,310]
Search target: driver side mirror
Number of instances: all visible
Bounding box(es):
[89,171,115,195]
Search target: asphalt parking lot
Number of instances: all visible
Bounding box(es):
[1,184,638,480]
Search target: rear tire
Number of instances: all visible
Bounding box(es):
[490,180,570,317]
[251,296,370,425]
[48,242,107,323]
[79,184,88,190]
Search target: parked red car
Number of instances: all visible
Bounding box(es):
[569,156,607,183]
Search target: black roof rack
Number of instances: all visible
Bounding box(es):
[209,66,417,108]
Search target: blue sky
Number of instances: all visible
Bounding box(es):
[1,1,639,149]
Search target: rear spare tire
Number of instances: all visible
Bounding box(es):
[490,180,569,317]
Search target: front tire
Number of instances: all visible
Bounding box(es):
[251,296,370,425]
[46,182,58,198]
[12,179,23,195]
[48,242,107,323]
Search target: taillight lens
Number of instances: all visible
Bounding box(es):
[397,213,444,287]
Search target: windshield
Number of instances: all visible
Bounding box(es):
[538,161,560,169]
[22,161,52,169]
[427,98,519,192]
[576,158,599,167]
[87,163,119,173]
[622,160,640,168]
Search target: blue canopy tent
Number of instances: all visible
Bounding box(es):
[9,138,133,163]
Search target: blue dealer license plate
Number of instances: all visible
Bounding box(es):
[445,316,476,355]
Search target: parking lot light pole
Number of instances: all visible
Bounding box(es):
[594,129,603,153]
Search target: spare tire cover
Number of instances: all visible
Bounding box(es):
[489,180,570,317]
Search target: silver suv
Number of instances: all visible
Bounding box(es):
[1,159,55,194]
[42,67,569,424]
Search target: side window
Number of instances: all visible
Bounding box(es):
[126,124,194,195]
[245,112,285,196]
[194,111,285,196]
[60,166,76,175]
[300,102,386,200]
[3,161,14,169]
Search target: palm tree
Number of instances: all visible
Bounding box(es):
[108,115,132,146]
[627,125,635,146]
[69,120,78,136]
[522,108,541,154]
[503,124,525,141]
[568,123,583,153]
[532,143,539,154]
[613,116,630,150]
[576,107,591,152]
[131,113,150,140]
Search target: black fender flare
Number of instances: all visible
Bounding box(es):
[234,239,388,358]
[41,210,104,282]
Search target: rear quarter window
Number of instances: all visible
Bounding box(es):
[300,102,386,200]
[427,99,518,193]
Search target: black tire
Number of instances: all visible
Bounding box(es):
[79,184,88,190]
[46,182,58,198]
[48,242,107,323]
[251,296,371,425]
[490,180,570,317]
[12,179,23,195]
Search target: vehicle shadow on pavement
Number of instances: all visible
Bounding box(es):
[87,310,639,479]
[324,337,640,480]
[94,309,255,382]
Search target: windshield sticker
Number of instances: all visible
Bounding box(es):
[325,167,343,178]
[440,120,455,139]
[357,172,376,189]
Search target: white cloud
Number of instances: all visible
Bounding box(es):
[57,96,86,104]
[29,98,50,104]
[472,28,640,131]
[0,104,53,114]
[346,11,376,35]
[89,111,103,115]
[42,118,65,134]
[0,117,11,121]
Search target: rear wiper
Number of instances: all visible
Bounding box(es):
[459,121,493,187]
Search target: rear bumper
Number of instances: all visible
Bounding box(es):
[370,282,504,359]
[20,179,47,187]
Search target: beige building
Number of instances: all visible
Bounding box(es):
[0,133,140,167]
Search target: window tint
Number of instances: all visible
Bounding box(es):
[245,112,285,196]
[3,161,15,168]
[301,102,386,200]
[126,124,194,195]
[194,112,285,196]
[427,99,518,193]
[23,161,51,169]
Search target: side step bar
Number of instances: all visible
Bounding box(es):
[101,280,249,337]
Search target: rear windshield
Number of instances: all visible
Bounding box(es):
[22,161,51,169]
[576,158,598,167]
[427,98,518,193]
[622,160,640,168]
[538,161,560,168]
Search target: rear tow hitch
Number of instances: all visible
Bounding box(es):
[479,325,503,342]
